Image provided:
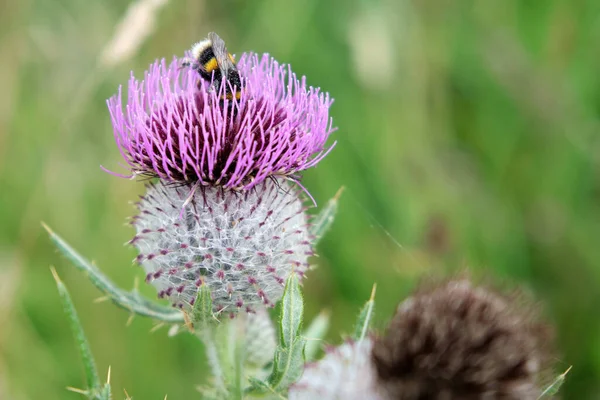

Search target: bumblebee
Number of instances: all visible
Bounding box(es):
[184,32,242,101]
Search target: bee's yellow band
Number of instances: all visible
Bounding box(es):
[223,91,242,101]
[203,58,219,73]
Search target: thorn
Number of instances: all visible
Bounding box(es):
[333,185,345,201]
[49,266,61,284]
[66,386,87,394]
[133,276,140,291]
[124,388,132,400]
[179,180,200,218]
[93,295,110,303]
[150,322,165,333]
[561,365,573,377]
[369,283,377,301]
[213,307,225,321]
[107,365,111,384]
[41,221,53,234]
[126,313,135,327]
[183,311,194,332]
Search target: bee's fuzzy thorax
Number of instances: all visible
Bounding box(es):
[190,38,213,61]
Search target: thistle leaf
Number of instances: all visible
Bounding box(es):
[269,338,306,390]
[279,274,304,348]
[310,187,343,245]
[245,377,284,399]
[353,284,376,341]
[303,310,330,362]
[98,383,112,400]
[43,223,184,323]
[264,274,306,392]
[538,366,571,399]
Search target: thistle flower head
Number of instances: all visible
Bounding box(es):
[107,52,335,190]
[289,339,387,400]
[131,179,312,315]
[371,279,552,400]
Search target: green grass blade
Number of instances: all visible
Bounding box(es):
[52,267,101,394]
[43,223,184,323]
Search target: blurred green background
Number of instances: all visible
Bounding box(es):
[1,0,600,398]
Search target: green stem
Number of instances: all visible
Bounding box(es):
[198,328,227,394]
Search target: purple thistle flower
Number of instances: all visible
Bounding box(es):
[106,52,336,191]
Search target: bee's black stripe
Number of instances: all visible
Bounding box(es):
[196,47,222,82]
[226,70,242,93]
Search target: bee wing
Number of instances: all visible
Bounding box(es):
[208,32,236,74]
